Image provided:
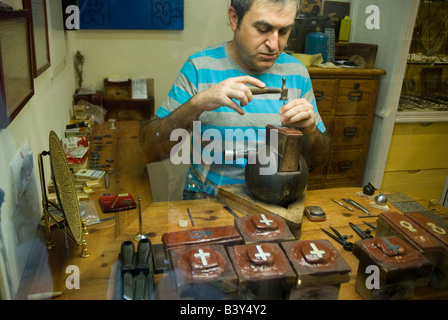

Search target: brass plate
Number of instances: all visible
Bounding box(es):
[49,130,83,245]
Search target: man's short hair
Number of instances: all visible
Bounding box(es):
[231,0,299,28]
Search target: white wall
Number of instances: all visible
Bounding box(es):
[71,0,234,109]
[349,0,420,188]
[0,0,76,298]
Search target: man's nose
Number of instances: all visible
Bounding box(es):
[265,31,279,51]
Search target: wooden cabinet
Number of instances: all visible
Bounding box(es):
[307,67,386,189]
[382,122,448,201]
[103,78,154,120]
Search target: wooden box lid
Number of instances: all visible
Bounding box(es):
[281,239,351,287]
[353,236,432,283]
[377,212,444,253]
[169,245,237,298]
[234,213,295,244]
[161,225,243,250]
[227,242,296,287]
[404,212,448,248]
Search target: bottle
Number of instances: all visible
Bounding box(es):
[304,27,329,63]
[339,16,351,42]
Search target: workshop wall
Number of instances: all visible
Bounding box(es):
[0,0,77,298]
[70,0,234,109]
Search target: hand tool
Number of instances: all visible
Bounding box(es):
[248,77,288,101]
[224,205,240,218]
[134,195,149,241]
[342,198,370,215]
[280,77,288,101]
[332,199,354,211]
[120,241,135,300]
[363,221,377,230]
[349,222,373,239]
[133,238,155,300]
[187,208,195,226]
[249,87,282,95]
[321,226,354,251]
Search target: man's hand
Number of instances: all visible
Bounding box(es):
[279,98,316,134]
[192,75,266,115]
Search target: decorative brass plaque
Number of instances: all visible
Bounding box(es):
[49,130,83,245]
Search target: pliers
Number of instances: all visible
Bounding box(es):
[349,222,374,239]
[321,226,354,251]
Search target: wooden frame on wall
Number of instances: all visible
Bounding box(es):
[324,1,350,30]
[23,0,51,77]
[0,10,34,129]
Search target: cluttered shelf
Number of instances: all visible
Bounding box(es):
[16,120,152,299]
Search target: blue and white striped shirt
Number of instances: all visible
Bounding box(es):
[156,42,325,194]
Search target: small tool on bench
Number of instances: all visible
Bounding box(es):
[349,222,373,239]
[321,226,354,251]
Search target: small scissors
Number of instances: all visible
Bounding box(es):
[321,226,354,251]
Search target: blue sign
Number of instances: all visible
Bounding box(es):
[78,0,184,30]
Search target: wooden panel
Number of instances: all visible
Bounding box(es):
[382,168,448,201]
[332,116,371,147]
[385,123,448,171]
[326,149,364,181]
[312,79,336,113]
[336,79,375,114]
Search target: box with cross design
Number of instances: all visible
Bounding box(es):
[234,213,295,244]
[353,236,432,300]
[281,239,351,300]
[168,244,238,299]
[376,211,444,287]
[404,211,448,289]
[227,242,296,299]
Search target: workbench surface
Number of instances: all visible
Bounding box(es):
[16,121,448,301]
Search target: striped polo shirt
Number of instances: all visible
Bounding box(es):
[156,42,325,195]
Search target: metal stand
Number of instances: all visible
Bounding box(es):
[38,151,55,250]
[134,195,149,241]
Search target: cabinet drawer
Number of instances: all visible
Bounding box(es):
[337,79,375,114]
[312,79,336,113]
[385,123,448,171]
[332,116,371,147]
[382,168,448,201]
[326,149,364,181]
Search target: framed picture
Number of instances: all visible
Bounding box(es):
[323,1,350,30]
[23,0,51,77]
[0,10,34,129]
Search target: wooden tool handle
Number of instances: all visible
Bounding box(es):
[249,87,282,94]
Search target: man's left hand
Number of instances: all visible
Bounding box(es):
[279,98,315,134]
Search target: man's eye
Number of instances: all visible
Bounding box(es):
[258,27,269,33]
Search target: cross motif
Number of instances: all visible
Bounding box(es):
[254,245,271,261]
[309,243,325,258]
[194,249,211,266]
[259,214,274,226]
[383,238,401,254]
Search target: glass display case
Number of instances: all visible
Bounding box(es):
[398,0,448,115]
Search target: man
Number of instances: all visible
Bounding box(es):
[140,0,331,199]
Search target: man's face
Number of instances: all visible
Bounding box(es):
[229,0,297,73]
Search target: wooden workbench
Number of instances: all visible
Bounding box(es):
[15,121,448,301]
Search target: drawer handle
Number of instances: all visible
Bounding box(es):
[338,160,353,171]
[348,90,363,102]
[314,90,324,102]
[343,127,358,137]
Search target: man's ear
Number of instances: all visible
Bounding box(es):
[228,6,238,31]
